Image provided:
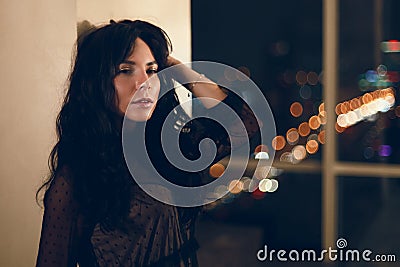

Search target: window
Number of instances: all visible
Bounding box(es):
[192,0,400,254]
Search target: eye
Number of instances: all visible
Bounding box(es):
[146,68,158,75]
[117,65,134,75]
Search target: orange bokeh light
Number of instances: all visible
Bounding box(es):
[209,163,225,178]
[290,102,303,117]
[306,140,319,154]
[254,144,269,153]
[340,103,348,114]
[308,115,321,130]
[228,179,243,194]
[362,93,373,104]
[318,102,325,113]
[318,111,327,125]
[286,128,299,144]
[335,122,346,133]
[298,122,311,137]
[335,103,342,115]
[272,136,286,151]
[349,98,361,110]
[318,130,326,144]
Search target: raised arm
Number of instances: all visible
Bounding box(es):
[167,56,227,109]
[166,57,260,183]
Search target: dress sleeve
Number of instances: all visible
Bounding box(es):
[36,172,80,267]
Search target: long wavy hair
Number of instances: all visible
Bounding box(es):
[37,19,180,226]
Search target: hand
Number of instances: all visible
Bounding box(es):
[167,56,182,67]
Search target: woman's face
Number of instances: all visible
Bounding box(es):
[114,38,160,121]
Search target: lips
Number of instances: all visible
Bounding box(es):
[130,97,154,108]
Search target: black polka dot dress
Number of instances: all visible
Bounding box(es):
[36,93,259,266]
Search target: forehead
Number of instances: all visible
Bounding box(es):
[126,38,155,61]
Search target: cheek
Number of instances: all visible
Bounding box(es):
[114,79,134,113]
[152,78,161,99]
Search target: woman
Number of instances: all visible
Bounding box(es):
[36,19,258,266]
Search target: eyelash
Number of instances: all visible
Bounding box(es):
[118,68,133,74]
[147,68,158,75]
[117,68,158,75]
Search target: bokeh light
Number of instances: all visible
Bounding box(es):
[350,98,361,110]
[335,103,343,115]
[292,145,307,161]
[283,70,295,85]
[290,102,303,117]
[308,115,321,130]
[298,122,311,137]
[272,135,286,151]
[214,185,229,197]
[259,178,272,193]
[224,67,237,81]
[237,66,251,80]
[280,152,293,163]
[318,130,326,144]
[336,88,395,128]
[299,85,312,99]
[378,145,392,157]
[395,106,400,117]
[241,177,251,192]
[254,144,269,153]
[251,188,266,200]
[307,71,319,85]
[362,92,373,104]
[340,101,349,114]
[318,102,325,113]
[228,179,244,194]
[307,133,318,142]
[363,147,374,159]
[209,163,225,178]
[286,128,299,145]
[269,167,283,177]
[377,64,387,76]
[318,110,327,125]
[254,166,269,180]
[306,139,319,154]
[359,78,369,90]
[255,152,269,160]
[296,70,307,85]
[335,122,346,133]
[269,179,279,192]
[337,114,348,128]
[366,70,377,82]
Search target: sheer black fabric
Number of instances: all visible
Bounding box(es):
[36,92,259,266]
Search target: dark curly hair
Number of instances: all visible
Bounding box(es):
[37,19,180,226]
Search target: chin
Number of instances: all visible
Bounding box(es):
[124,103,157,122]
[125,110,155,122]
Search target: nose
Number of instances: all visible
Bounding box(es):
[138,82,151,92]
[135,69,149,91]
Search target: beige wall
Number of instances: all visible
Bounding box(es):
[0,0,77,266]
[77,0,191,63]
[0,0,190,266]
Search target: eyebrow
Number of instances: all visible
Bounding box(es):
[121,60,158,67]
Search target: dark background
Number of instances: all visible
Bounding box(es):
[191,1,400,266]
